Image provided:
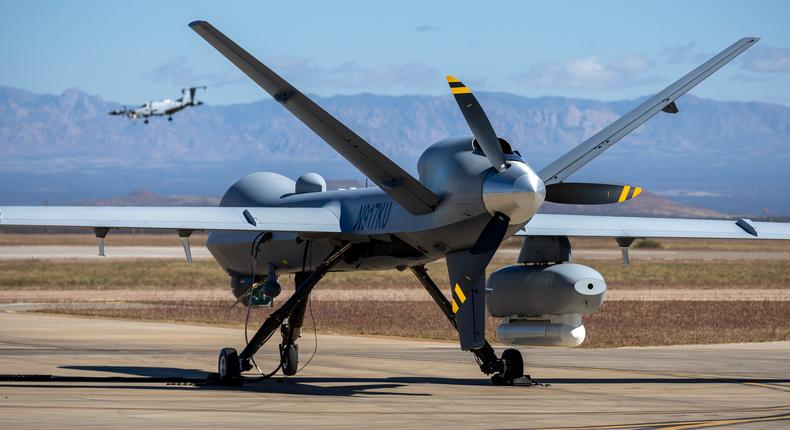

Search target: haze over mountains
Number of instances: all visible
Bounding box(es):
[1,86,788,215]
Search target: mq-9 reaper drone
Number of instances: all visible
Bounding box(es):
[2,21,789,386]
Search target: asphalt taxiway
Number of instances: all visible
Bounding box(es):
[0,305,788,429]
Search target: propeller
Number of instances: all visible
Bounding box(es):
[447,76,507,172]
[545,183,642,205]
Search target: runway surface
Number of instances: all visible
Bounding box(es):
[2,245,790,260]
[0,305,788,429]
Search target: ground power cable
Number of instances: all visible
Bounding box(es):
[244,231,281,379]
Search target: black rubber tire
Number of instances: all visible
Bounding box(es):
[501,348,524,381]
[281,344,299,376]
[218,347,240,381]
[490,374,510,386]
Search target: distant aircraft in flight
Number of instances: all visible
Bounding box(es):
[109,86,206,123]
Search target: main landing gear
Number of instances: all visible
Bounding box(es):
[215,243,352,384]
[411,264,526,386]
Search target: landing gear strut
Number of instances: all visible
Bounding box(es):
[411,264,525,385]
[215,243,351,384]
[279,271,312,375]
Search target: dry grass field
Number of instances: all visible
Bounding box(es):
[35,300,789,348]
[2,233,789,348]
[3,257,789,290]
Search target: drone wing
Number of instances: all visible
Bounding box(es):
[189,20,440,215]
[520,214,790,240]
[0,206,341,233]
[539,37,759,185]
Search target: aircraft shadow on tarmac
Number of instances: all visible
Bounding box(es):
[0,365,786,396]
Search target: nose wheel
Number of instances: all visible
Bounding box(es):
[490,348,524,385]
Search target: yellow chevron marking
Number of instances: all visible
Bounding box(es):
[632,187,642,198]
[618,185,631,203]
[451,299,459,314]
[446,75,461,83]
[451,86,471,94]
[454,283,467,303]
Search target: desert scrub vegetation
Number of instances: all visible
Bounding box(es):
[37,300,790,348]
[3,258,789,290]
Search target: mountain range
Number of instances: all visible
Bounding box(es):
[0,85,788,215]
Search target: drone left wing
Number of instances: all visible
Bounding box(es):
[189,20,440,216]
[0,206,341,233]
[519,214,790,239]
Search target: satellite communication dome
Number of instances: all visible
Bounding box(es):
[295,172,326,194]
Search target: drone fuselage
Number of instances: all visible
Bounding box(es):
[207,137,544,276]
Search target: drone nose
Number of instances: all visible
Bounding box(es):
[482,162,546,224]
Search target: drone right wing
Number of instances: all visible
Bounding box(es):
[0,206,341,233]
[189,20,440,215]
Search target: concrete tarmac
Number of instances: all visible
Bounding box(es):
[0,305,788,429]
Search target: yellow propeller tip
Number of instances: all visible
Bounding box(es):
[446,75,461,83]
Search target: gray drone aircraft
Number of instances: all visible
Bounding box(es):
[109,86,207,123]
[2,21,790,386]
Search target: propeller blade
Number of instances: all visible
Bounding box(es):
[545,182,642,205]
[448,212,511,350]
[446,75,507,172]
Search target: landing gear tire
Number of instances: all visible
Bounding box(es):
[281,344,299,376]
[490,348,524,386]
[218,347,240,383]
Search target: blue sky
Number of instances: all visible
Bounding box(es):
[2,0,789,105]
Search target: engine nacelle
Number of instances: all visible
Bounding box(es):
[486,263,606,347]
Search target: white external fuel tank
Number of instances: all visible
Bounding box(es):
[486,263,606,347]
[496,314,587,347]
